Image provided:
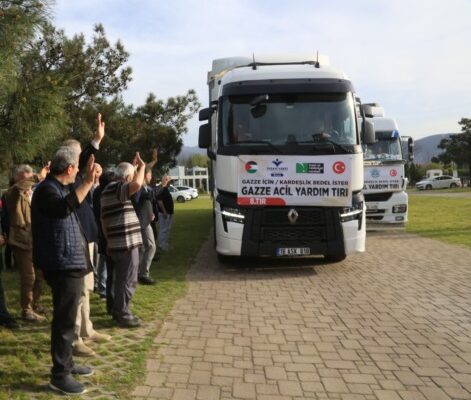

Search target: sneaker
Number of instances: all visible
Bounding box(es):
[116,316,141,328]
[22,311,46,322]
[73,342,96,357]
[71,365,94,377]
[84,331,111,343]
[49,375,86,395]
[138,276,156,285]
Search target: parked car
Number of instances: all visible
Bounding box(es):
[415,175,462,190]
[168,186,192,202]
[175,185,198,199]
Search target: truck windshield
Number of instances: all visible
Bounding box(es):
[364,131,403,161]
[221,93,357,147]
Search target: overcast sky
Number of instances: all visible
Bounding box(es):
[54,0,471,146]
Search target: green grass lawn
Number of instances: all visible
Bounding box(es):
[407,194,471,248]
[0,197,212,399]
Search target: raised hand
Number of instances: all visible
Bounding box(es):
[94,113,105,143]
[84,154,96,184]
[151,147,158,163]
[134,152,146,168]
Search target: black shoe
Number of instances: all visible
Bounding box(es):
[0,318,20,330]
[71,365,94,377]
[49,375,86,395]
[116,316,141,328]
[138,276,156,285]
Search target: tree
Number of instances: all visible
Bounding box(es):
[0,0,50,97]
[0,20,133,169]
[185,154,209,169]
[0,0,54,169]
[0,3,199,176]
[130,92,201,173]
[437,118,471,176]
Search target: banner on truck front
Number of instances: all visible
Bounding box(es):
[363,165,404,193]
[237,155,353,207]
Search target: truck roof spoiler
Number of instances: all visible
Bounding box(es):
[208,52,330,83]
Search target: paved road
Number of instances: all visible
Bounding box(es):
[133,232,471,400]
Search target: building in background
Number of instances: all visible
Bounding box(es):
[168,166,208,192]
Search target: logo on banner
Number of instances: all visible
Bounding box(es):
[296,163,324,174]
[390,169,397,177]
[370,169,380,178]
[267,158,287,177]
[245,161,258,174]
[332,161,346,174]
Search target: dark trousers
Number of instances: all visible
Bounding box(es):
[45,272,84,379]
[0,270,13,322]
[109,247,139,321]
[105,255,114,315]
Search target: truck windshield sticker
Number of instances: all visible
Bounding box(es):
[237,155,353,206]
[364,165,403,192]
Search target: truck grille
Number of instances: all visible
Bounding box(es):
[247,207,335,244]
[262,227,325,241]
[262,208,325,225]
[365,192,393,202]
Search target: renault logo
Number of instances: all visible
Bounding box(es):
[287,209,299,224]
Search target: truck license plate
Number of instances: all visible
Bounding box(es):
[276,247,310,256]
[366,202,379,211]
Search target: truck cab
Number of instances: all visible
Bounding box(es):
[362,104,413,229]
[199,54,375,261]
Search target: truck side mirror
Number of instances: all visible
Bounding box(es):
[408,137,414,161]
[199,107,211,121]
[199,123,211,148]
[362,120,376,145]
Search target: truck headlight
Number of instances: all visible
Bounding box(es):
[340,192,364,223]
[221,206,245,223]
[392,204,407,213]
[340,192,364,230]
[340,206,363,222]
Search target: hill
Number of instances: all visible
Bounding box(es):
[176,146,207,163]
[413,133,454,164]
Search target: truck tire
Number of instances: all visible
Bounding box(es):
[450,183,457,188]
[217,253,236,265]
[177,195,185,203]
[425,184,432,190]
[324,253,347,263]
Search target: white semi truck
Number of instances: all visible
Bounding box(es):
[199,54,375,262]
[362,103,414,229]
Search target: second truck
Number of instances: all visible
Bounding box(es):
[362,103,414,229]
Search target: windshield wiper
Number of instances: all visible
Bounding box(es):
[296,133,353,153]
[235,140,284,154]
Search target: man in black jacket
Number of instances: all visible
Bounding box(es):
[32,146,100,395]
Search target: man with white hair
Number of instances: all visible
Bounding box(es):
[100,153,145,328]
[32,146,100,395]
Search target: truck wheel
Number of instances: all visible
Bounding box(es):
[450,183,457,188]
[324,253,347,263]
[425,184,432,190]
[217,253,235,265]
[177,195,185,203]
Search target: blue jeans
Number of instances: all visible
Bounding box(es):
[95,253,107,296]
[158,213,173,251]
